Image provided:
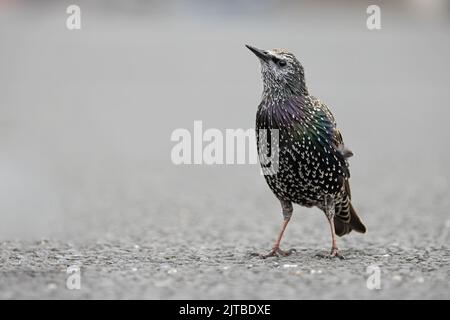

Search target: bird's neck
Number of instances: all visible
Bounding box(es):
[262,79,308,102]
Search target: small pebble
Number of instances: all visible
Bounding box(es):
[47,283,57,290]
[167,268,177,274]
[309,269,323,274]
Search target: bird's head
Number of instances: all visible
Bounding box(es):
[246,44,308,97]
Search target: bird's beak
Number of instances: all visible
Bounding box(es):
[245,44,270,62]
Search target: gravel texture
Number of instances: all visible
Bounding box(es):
[0,2,449,299]
[1,169,449,299]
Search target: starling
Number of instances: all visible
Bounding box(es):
[246,45,366,259]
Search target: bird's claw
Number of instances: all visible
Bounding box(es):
[316,247,345,260]
[329,247,345,259]
[258,247,296,259]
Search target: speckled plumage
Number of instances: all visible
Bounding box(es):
[257,94,349,212]
[247,45,365,258]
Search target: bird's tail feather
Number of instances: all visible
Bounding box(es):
[334,202,366,237]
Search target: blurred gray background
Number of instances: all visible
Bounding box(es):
[0,0,449,299]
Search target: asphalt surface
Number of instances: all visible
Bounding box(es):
[1,2,449,299]
[1,166,449,299]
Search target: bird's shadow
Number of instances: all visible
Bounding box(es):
[246,247,369,261]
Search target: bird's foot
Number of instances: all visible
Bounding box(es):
[254,247,296,259]
[316,247,345,260]
[329,247,345,259]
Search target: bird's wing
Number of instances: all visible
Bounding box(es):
[311,97,353,155]
[257,95,351,181]
[311,98,361,230]
[311,96,353,172]
[294,96,351,178]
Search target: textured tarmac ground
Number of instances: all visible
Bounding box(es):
[1,3,449,299]
[0,202,449,299]
[1,165,449,299]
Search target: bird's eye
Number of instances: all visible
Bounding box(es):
[278,60,287,67]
